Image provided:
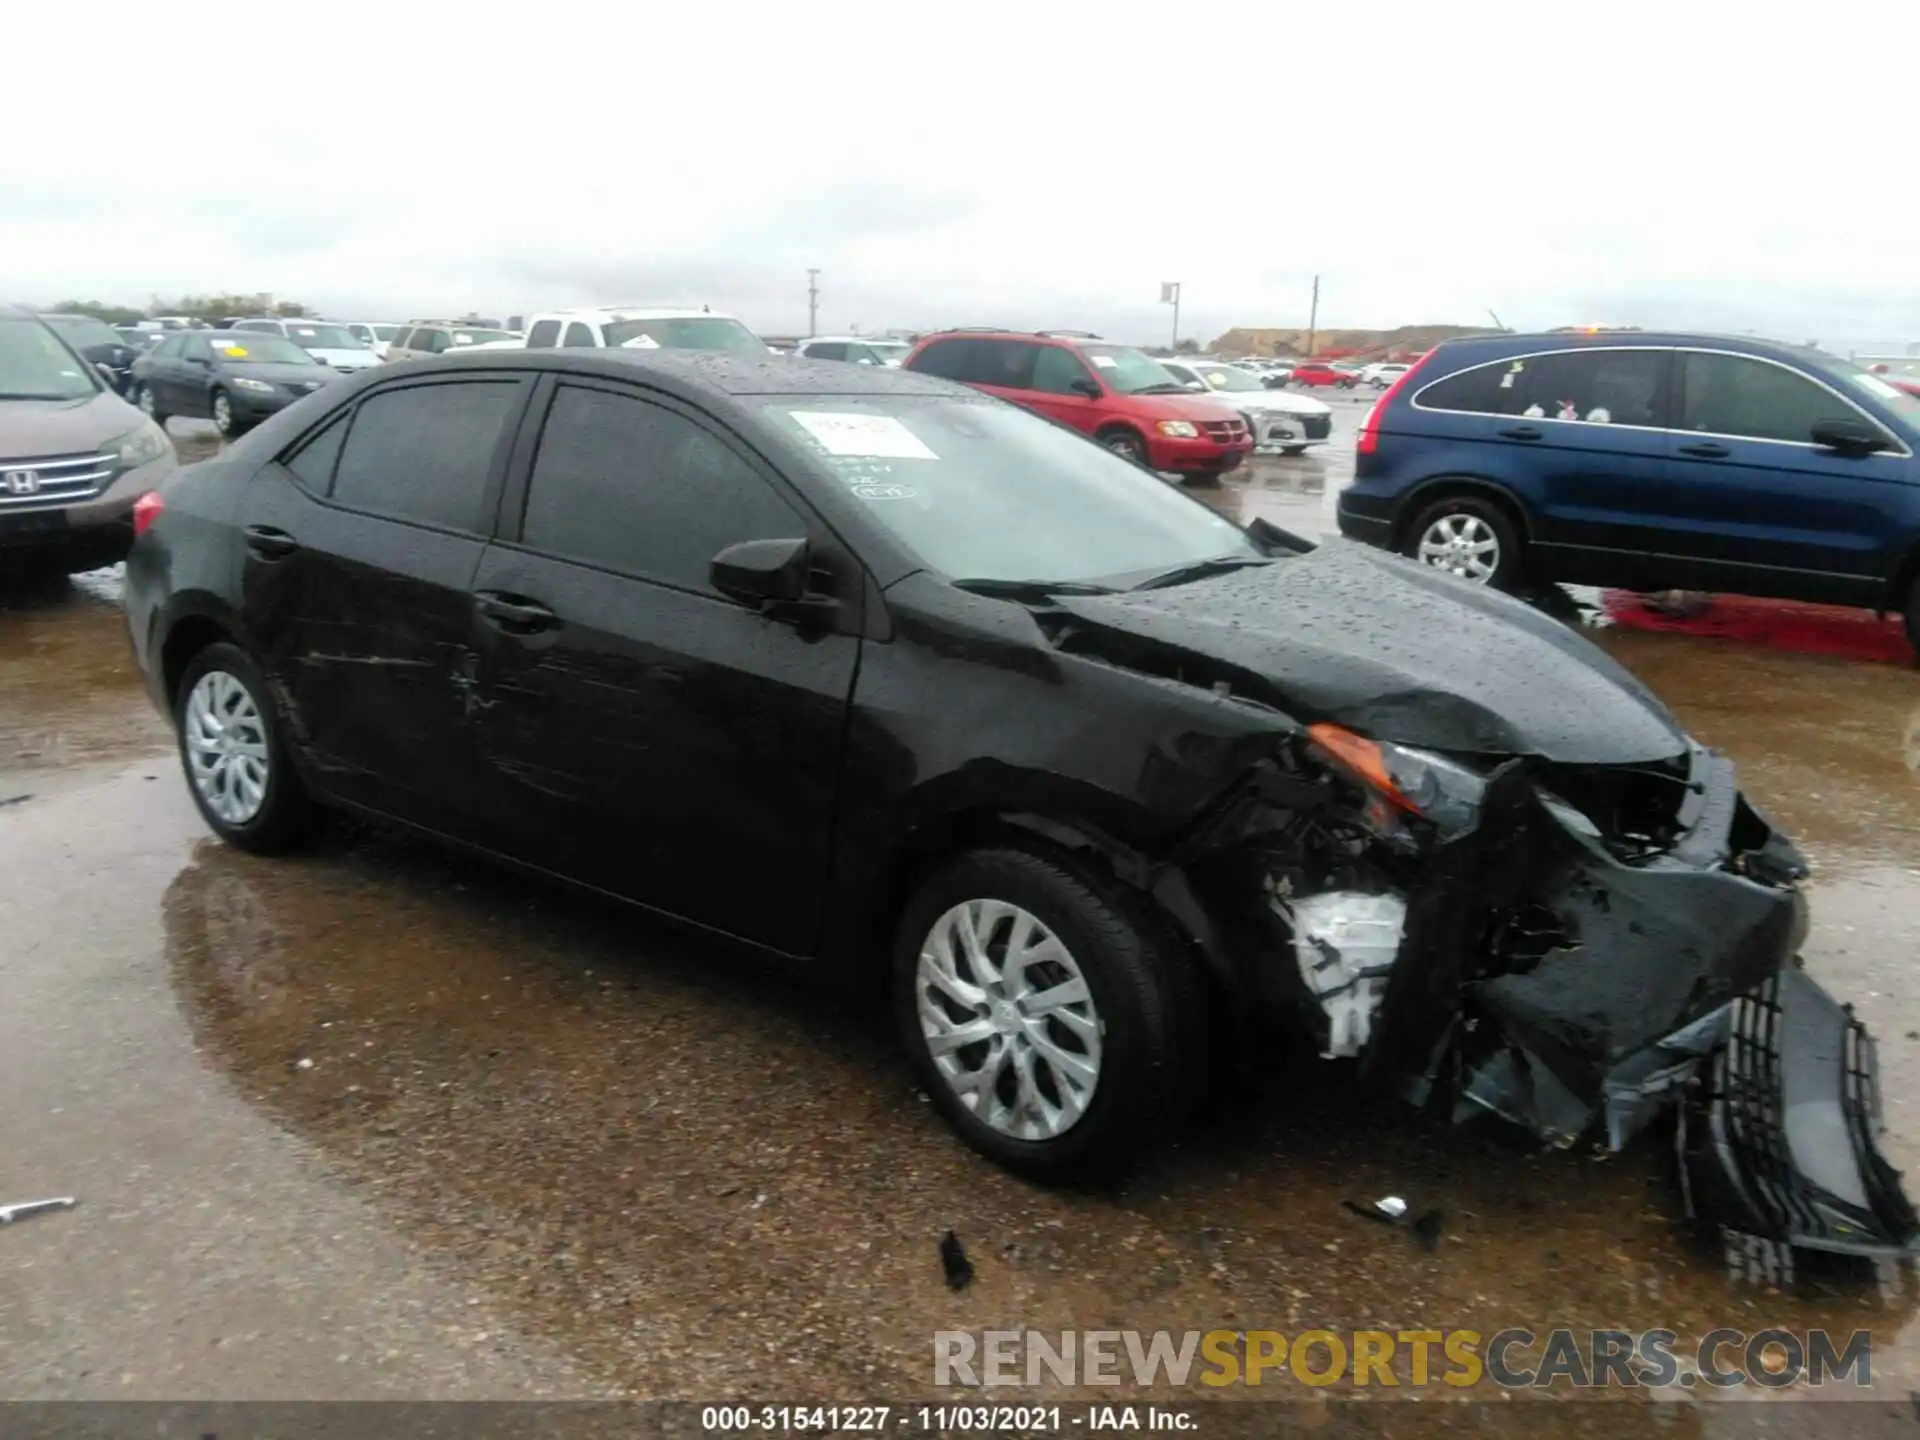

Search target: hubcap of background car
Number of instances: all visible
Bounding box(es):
[1416,513,1500,583]
[138,386,154,414]
[213,395,231,431]
[916,899,1103,1140]
[1106,436,1138,460]
[184,671,269,825]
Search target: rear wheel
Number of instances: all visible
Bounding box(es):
[174,641,315,853]
[1280,444,1310,457]
[1403,494,1523,590]
[893,844,1195,1181]
[136,384,169,426]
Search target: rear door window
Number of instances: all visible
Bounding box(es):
[526,319,562,348]
[283,415,349,495]
[519,383,806,593]
[904,338,982,381]
[973,340,1039,391]
[330,380,521,532]
[806,342,846,360]
[562,322,597,348]
[1678,352,1866,445]
[1419,350,1668,427]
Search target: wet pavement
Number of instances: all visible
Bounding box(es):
[4,412,1920,1415]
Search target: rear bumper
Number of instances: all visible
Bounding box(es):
[1335,487,1393,543]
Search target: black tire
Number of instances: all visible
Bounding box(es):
[892,843,1195,1182]
[1180,470,1224,488]
[1097,427,1150,468]
[136,383,169,427]
[1402,492,1524,590]
[210,388,240,439]
[173,641,315,854]
[1280,444,1310,457]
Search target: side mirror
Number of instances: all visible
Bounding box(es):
[1810,417,1889,455]
[711,536,811,607]
[1070,378,1102,399]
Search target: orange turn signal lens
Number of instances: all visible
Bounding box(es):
[1306,722,1418,812]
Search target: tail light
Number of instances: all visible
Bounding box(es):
[1356,352,1434,456]
[132,490,164,537]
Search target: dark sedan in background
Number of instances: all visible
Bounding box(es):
[42,313,140,397]
[132,330,342,437]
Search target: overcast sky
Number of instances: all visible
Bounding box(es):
[8,6,1919,350]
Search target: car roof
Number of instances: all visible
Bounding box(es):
[405,347,965,399]
[804,335,903,345]
[537,306,740,321]
[1433,329,1815,358]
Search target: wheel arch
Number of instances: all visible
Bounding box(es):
[1390,476,1536,551]
[158,598,249,710]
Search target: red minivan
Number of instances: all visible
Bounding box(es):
[903,329,1251,482]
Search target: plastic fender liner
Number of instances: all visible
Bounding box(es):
[1680,965,1920,1257]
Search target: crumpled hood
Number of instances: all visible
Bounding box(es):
[1048,540,1687,763]
[304,347,379,368]
[1234,390,1330,418]
[0,391,142,454]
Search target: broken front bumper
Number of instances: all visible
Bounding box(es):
[1352,751,1920,1258]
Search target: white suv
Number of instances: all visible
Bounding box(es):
[520,306,769,353]
[792,336,912,367]
[228,318,381,372]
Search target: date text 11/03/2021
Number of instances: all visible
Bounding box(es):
[700,1407,1188,1432]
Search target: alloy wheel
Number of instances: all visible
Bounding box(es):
[183,670,270,825]
[137,385,155,415]
[1416,512,1500,583]
[915,899,1103,1140]
[212,392,233,435]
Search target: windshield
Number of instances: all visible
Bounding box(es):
[0,318,102,401]
[450,328,517,345]
[1191,364,1262,393]
[282,323,366,350]
[601,316,766,352]
[757,394,1260,585]
[44,315,125,351]
[1076,344,1185,395]
[214,335,315,365]
[1803,350,1920,427]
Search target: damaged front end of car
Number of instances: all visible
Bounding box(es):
[1169,723,1920,1260]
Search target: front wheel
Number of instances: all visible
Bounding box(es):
[1098,428,1150,467]
[893,844,1194,1182]
[175,642,315,853]
[1280,444,1310,457]
[1403,494,1523,589]
[211,389,239,439]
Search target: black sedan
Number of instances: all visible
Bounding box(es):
[122,348,1920,1260]
[41,312,141,397]
[131,330,341,437]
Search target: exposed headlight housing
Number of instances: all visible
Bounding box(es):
[1307,722,1487,843]
[110,419,172,470]
[231,376,277,394]
[1156,420,1200,438]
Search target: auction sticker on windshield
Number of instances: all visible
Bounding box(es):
[790,411,937,459]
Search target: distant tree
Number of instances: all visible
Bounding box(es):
[49,299,144,324]
[273,301,311,317]
[1173,337,1200,354]
[145,293,314,323]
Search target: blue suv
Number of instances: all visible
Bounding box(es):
[1337,331,1920,651]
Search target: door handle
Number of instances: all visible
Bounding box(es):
[1498,425,1543,441]
[1677,441,1731,459]
[474,591,559,632]
[244,524,299,559]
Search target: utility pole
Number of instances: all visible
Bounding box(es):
[1305,275,1320,357]
[1161,281,1181,350]
[806,269,821,338]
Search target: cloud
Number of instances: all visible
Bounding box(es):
[3,4,1918,350]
